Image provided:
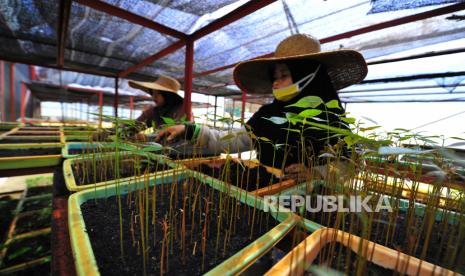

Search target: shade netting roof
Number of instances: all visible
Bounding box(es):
[1,0,464,102]
[27,82,152,106]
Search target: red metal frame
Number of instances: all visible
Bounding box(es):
[184,39,194,121]
[9,63,14,122]
[118,40,185,78]
[0,61,4,121]
[57,0,72,67]
[20,82,26,123]
[75,0,187,40]
[194,2,465,78]
[5,1,463,120]
[320,2,465,44]
[29,65,37,81]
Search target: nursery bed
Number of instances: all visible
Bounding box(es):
[69,170,296,275]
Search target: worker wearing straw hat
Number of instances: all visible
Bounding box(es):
[156,34,367,174]
[129,75,185,131]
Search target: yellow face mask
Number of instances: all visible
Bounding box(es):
[272,65,320,102]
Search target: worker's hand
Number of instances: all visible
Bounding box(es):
[283,163,311,183]
[155,125,186,143]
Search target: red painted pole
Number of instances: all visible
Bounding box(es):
[184,39,194,121]
[0,61,4,121]
[29,65,37,81]
[129,96,134,119]
[9,63,15,122]
[20,82,26,123]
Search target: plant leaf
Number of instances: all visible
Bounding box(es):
[298,109,322,118]
[286,96,323,108]
[341,117,356,125]
[263,116,288,125]
[325,99,341,109]
[360,126,381,132]
[161,116,176,125]
[142,144,163,152]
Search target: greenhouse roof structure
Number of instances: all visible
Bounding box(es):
[1,0,465,114]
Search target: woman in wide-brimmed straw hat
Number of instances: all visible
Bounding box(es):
[129,75,185,130]
[157,34,367,173]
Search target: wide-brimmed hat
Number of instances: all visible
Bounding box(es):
[129,75,182,97]
[233,34,367,94]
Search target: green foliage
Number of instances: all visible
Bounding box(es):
[325,99,342,109]
[286,95,323,108]
[161,116,176,126]
[298,109,323,118]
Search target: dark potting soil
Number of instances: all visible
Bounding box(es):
[14,208,51,235]
[63,127,93,131]
[68,148,116,155]
[72,158,170,186]
[2,233,51,267]
[302,186,465,273]
[10,133,60,136]
[21,196,52,213]
[196,162,280,191]
[81,181,279,275]
[65,137,92,142]
[0,148,61,158]
[305,243,393,275]
[0,138,60,144]
[27,186,54,197]
[0,197,19,242]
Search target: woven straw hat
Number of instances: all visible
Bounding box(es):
[233,34,367,94]
[129,75,181,97]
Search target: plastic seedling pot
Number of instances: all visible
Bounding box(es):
[64,130,96,136]
[63,152,182,192]
[62,142,118,159]
[12,130,60,136]
[0,136,62,144]
[0,123,20,131]
[68,169,298,275]
[0,143,62,170]
[265,228,457,276]
[63,135,93,143]
[62,126,95,131]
